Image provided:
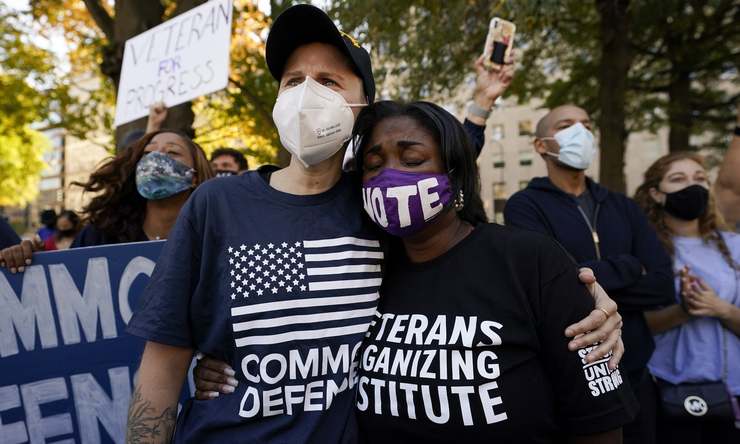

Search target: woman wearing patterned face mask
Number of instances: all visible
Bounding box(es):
[0,130,213,271]
[635,152,740,444]
[192,101,636,443]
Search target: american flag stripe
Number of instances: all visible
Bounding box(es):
[228,237,383,348]
[232,307,378,332]
[304,250,384,262]
[234,324,371,347]
[307,264,381,276]
[308,278,383,292]
[303,237,381,248]
[231,293,380,317]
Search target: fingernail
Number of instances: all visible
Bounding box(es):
[208,392,220,398]
[565,328,574,337]
[223,385,235,393]
[223,367,236,376]
[568,341,578,350]
[25,259,31,265]
[227,377,239,386]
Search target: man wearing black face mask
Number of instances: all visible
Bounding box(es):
[211,147,249,176]
[504,104,675,444]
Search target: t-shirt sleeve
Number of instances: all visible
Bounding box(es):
[535,239,637,436]
[126,197,203,348]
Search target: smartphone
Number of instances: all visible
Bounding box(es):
[482,17,516,71]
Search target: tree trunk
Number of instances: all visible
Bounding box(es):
[595,0,630,193]
[667,69,692,152]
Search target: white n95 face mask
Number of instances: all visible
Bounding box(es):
[272,76,365,167]
[542,122,596,170]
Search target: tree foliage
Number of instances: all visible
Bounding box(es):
[330,0,739,190]
[23,0,281,163]
[0,5,52,206]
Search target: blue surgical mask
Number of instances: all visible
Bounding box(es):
[542,122,596,170]
[136,151,195,200]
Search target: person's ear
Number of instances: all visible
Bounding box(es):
[648,186,665,205]
[534,138,548,158]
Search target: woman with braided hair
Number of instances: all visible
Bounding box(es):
[634,151,740,443]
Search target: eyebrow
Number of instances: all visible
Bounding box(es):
[554,118,591,126]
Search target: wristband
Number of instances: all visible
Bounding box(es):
[468,102,492,120]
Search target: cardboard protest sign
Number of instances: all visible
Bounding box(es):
[114,0,233,126]
[0,241,197,444]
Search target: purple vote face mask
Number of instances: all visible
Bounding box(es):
[362,168,453,237]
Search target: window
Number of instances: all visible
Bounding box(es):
[493,182,507,198]
[491,124,504,141]
[519,159,533,166]
[518,120,533,136]
[493,161,505,169]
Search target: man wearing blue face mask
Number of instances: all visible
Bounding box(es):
[504,104,675,444]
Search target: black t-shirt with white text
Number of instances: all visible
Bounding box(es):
[356,224,637,443]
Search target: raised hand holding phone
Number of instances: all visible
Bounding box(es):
[482,17,516,71]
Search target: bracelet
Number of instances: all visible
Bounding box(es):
[468,101,492,120]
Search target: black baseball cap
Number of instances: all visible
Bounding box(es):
[266,4,375,102]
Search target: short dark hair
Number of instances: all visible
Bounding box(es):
[352,101,488,226]
[40,209,57,228]
[211,148,249,171]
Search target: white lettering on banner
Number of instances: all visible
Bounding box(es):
[0,367,138,444]
[71,368,131,444]
[21,378,74,444]
[118,256,156,324]
[0,256,159,357]
[114,0,233,126]
[50,259,117,345]
[0,266,57,358]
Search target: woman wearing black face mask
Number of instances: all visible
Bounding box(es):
[43,210,81,251]
[635,152,740,444]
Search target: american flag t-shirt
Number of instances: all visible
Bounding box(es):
[227,236,383,348]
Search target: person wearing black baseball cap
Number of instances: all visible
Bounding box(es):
[125,5,383,444]
[125,5,622,444]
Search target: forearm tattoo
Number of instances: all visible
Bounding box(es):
[126,386,177,444]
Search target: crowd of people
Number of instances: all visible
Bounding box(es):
[1,3,738,444]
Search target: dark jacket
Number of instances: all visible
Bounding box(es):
[0,218,20,249]
[504,177,674,374]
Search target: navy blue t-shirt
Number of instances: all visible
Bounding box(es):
[127,169,383,443]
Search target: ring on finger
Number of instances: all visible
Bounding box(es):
[596,307,610,319]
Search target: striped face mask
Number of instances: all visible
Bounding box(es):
[135,151,195,200]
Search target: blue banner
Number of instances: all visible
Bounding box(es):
[0,241,185,444]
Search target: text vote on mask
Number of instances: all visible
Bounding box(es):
[362,177,444,229]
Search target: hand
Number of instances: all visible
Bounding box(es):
[0,238,44,273]
[146,101,168,133]
[684,277,732,319]
[565,267,624,370]
[471,51,515,110]
[193,356,238,399]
